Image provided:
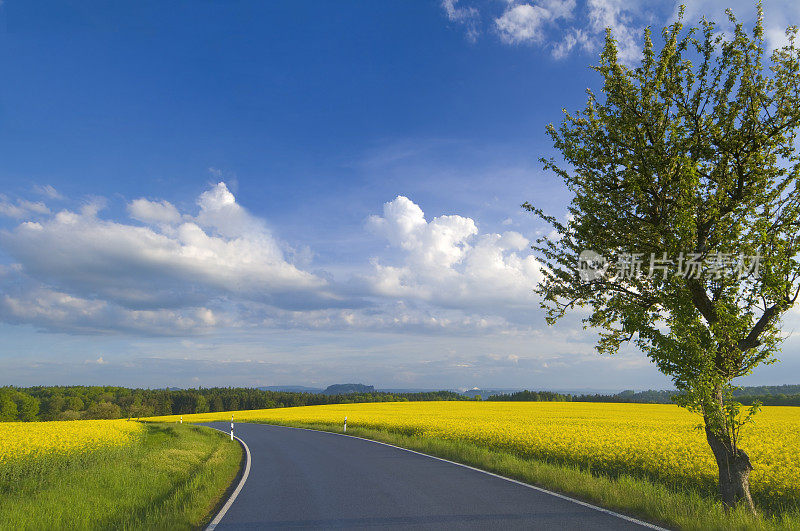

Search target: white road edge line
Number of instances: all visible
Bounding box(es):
[254,423,670,531]
[204,427,252,531]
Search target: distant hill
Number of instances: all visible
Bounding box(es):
[323,383,375,395]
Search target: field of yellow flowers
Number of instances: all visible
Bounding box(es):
[149,401,800,510]
[0,419,144,462]
[0,420,241,530]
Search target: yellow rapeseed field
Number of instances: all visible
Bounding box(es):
[148,401,800,507]
[0,419,145,461]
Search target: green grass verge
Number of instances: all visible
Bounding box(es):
[0,423,242,530]
[249,419,800,531]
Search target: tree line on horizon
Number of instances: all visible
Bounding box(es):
[0,386,468,422]
[487,385,800,406]
[2,384,799,422]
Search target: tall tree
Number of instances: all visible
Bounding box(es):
[526,5,800,511]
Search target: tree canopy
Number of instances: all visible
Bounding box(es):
[526,4,800,511]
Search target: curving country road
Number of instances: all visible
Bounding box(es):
[203,422,663,530]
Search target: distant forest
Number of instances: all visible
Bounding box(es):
[487,385,800,406]
[0,386,467,422]
[1,384,798,422]
[485,389,679,403]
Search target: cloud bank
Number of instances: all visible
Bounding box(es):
[0,185,542,337]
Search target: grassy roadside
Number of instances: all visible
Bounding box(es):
[0,423,241,530]
[249,419,800,531]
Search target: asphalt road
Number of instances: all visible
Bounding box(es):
[203,422,660,530]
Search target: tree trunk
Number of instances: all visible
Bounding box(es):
[704,424,756,513]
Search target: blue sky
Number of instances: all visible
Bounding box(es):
[1,0,799,391]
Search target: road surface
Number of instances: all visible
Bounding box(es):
[203,422,661,530]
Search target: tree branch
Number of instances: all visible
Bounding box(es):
[737,303,781,351]
[687,279,718,324]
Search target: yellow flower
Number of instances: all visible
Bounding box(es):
[0,419,144,462]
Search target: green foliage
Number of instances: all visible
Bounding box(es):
[527,3,800,451]
[487,390,574,402]
[0,389,38,422]
[526,3,800,507]
[0,394,18,422]
[84,401,122,420]
[0,386,472,422]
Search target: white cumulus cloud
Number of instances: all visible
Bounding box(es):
[495,1,576,45]
[0,186,548,336]
[366,196,542,309]
[0,183,334,321]
[128,198,182,225]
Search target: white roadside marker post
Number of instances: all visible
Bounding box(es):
[344,416,347,433]
[180,415,183,424]
[230,415,234,441]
